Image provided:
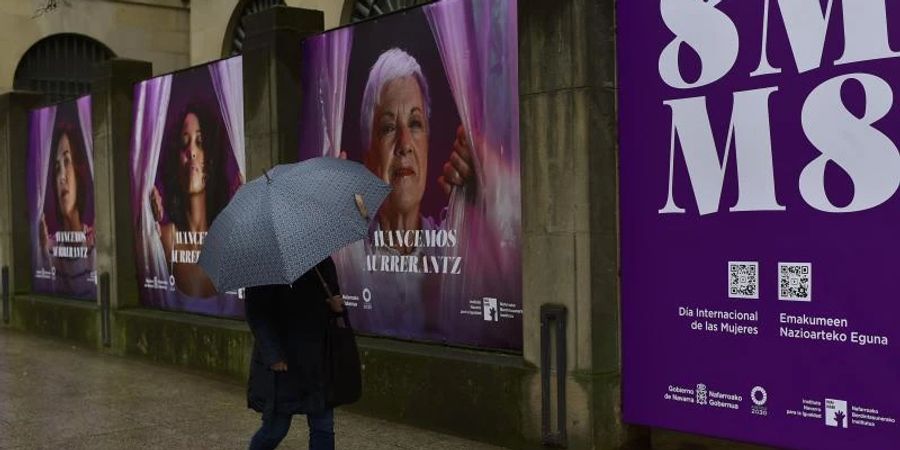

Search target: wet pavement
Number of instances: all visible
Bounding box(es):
[0,329,504,449]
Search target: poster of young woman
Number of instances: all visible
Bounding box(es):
[130,56,245,318]
[298,0,522,350]
[27,96,97,300]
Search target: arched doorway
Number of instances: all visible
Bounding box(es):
[342,0,432,24]
[14,33,115,104]
[224,0,287,57]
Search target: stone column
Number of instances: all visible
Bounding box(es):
[519,0,647,447]
[91,59,153,309]
[0,92,44,295]
[242,6,324,178]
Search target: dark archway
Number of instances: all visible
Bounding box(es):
[223,0,287,57]
[341,0,432,24]
[14,33,115,104]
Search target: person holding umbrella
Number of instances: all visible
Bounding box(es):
[245,257,345,450]
[198,157,391,450]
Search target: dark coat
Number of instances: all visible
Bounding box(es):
[246,257,340,417]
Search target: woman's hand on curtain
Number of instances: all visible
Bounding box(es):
[149,187,164,222]
[39,214,52,256]
[439,125,477,200]
[84,225,95,249]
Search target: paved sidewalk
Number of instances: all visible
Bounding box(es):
[0,329,505,449]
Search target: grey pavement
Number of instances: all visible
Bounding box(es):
[0,329,505,449]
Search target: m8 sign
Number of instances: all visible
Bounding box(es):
[618,1,900,449]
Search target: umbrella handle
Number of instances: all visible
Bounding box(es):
[314,266,351,328]
[314,266,335,299]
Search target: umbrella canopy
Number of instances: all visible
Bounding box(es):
[198,157,390,293]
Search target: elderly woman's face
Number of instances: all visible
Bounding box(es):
[179,112,206,195]
[54,133,78,217]
[367,76,429,216]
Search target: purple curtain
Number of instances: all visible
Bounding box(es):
[27,105,57,270]
[298,28,354,158]
[76,96,93,177]
[209,56,246,177]
[130,76,173,286]
[425,0,522,338]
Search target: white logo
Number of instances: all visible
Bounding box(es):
[237,288,245,300]
[751,386,767,406]
[362,288,372,303]
[169,275,176,286]
[696,384,708,405]
[482,298,499,322]
[825,399,848,428]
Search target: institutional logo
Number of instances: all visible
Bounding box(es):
[482,297,499,322]
[696,384,708,405]
[825,399,848,428]
[751,386,768,416]
[362,288,372,303]
[751,386,767,406]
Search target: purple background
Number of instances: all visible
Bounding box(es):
[27,96,96,300]
[618,2,900,449]
[131,60,244,318]
[298,0,522,350]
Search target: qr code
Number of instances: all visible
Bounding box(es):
[779,263,811,302]
[728,261,759,299]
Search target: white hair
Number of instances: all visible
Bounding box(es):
[360,48,431,152]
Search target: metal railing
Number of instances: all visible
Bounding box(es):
[541,304,568,448]
[99,272,111,347]
[2,266,9,325]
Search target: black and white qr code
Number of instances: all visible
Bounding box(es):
[779,263,811,302]
[728,262,759,299]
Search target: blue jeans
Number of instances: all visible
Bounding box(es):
[249,408,334,450]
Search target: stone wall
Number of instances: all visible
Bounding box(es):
[0,0,189,91]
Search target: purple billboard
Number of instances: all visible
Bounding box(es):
[27,96,97,300]
[130,57,245,318]
[619,1,900,448]
[298,0,522,350]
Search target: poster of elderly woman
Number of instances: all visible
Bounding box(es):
[27,96,97,300]
[130,57,245,318]
[298,0,521,350]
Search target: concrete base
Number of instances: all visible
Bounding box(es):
[351,337,531,449]
[113,308,253,381]
[9,295,100,349]
[109,307,532,449]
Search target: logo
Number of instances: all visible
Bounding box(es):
[751,386,767,406]
[169,275,176,286]
[237,288,245,300]
[696,384,708,405]
[482,298,499,322]
[751,386,768,416]
[362,288,372,303]
[825,399,848,428]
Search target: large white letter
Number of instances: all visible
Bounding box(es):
[835,0,900,66]
[800,74,900,213]
[755,0,898,75]
[658,0,739,89]
[660,87,785,216]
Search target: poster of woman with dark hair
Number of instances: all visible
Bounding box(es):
[28,96,97,300]
[131,57,246,318]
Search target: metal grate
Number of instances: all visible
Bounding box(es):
[229,0,287,56]
[13,34,114,104]
[351,0,430,22]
